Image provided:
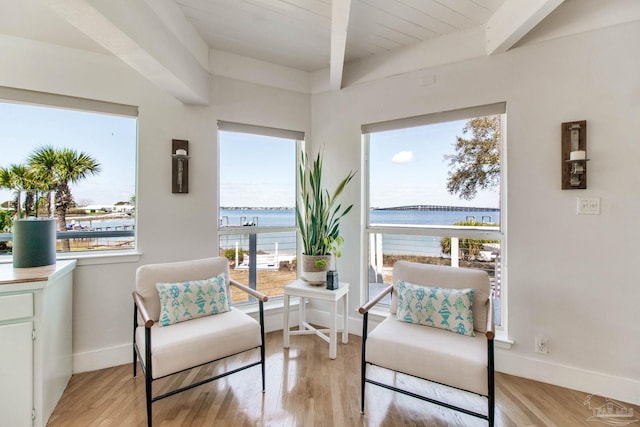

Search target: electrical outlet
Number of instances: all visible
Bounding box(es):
[535,336,549,355]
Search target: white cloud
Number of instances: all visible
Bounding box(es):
[391,151,413,164]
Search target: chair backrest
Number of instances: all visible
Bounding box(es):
[391,261,491,333]
[135,257,231,323]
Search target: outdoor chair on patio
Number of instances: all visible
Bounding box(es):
[132,257,268,427]
[359,260,495,425]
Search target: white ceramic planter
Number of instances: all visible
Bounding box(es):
[301,254,331,285]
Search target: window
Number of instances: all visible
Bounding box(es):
[363,103,505,328]
[217,121,301,304]
[0,88,138,255]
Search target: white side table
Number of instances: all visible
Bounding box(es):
[283,279,349,359]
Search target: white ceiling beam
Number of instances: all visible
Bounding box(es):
[329,26,486,93]
[210,49,311,94]
[43,0,210,105]
[485,0,565,55]
[142,0,209,71]
[329,0,351,91]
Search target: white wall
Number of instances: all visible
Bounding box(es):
[0,34,310,371]
[1,17,639,405]
[310,21,640,404]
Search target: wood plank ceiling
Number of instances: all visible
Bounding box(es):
[176,0,506,73]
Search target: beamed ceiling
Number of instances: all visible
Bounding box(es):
[1,0,639,103]
[176,0,505,72]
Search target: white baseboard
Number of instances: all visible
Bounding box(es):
[73,343,131,374]
[496,351,640,405]
[73,306,286,374]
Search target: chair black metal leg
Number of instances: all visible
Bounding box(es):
[489,397,494,427]
[144,328,153,427]
[133,352,138,378]
[361,312,369,414]
[133,304,138,378]
[145,375,152,427]
[259,300,266,392]
[488,339,495,426]
[133,350,138,378]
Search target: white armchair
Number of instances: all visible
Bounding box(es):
[359,261,495,425]
[132,257,268,427]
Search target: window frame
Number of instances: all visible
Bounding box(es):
[216,121,303,304]
[0,87,139,259]
[362,103,507,334]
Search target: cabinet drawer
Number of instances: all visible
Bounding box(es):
[0,293,33,321]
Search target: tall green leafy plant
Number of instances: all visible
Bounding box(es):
[296,151,356,256]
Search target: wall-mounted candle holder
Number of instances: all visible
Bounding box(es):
[171,139,190,193]
[561,120,588,189]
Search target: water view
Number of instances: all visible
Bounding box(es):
[219,207,500,258]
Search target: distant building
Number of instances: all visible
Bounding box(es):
[113,204,134,214]
[82,205,112,213]
[82,204,134,214]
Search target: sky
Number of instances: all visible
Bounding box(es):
[219,131,296,208]
[0,100,500,210]
[220,120,500,209]
[369,119,500,209]
[0,101,136,206]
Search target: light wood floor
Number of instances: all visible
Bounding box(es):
[48,331,638,426]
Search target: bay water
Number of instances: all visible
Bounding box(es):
[219,208,500,257]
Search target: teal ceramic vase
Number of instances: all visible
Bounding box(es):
[12,218,57,268]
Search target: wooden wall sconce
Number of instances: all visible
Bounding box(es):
[171,139,190,193]
[561,120,588,190]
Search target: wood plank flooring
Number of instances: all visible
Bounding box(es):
[48,331,639,426]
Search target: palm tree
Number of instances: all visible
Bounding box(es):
[29,146,101,251]
[0,166,17,216]
[0,164,34,218]
[26,146,57,217]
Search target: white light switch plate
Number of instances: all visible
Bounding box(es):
[577,197,600,215]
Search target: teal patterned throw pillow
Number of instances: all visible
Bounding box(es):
[396,281,475,336]
[156,274,230,327]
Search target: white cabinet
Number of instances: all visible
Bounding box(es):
[0,321,33,427]
[0,260,76,427]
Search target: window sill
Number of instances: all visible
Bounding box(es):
[495,331,514,349]
[59,250,142,266]
[0,250,142,267]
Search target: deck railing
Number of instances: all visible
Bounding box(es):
[0,229,135,253]
[219,226,297,303]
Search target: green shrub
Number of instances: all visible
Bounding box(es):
[67,208,88,215]
[0,210,12,232]
[224,247,244,262]
[440,219,499,260]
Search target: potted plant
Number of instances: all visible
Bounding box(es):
[295,151,356,284]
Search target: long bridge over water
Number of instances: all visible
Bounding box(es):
[374,205,499,212]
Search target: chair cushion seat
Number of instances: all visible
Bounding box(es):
[366,315,488,396]
[136,307,261,378]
